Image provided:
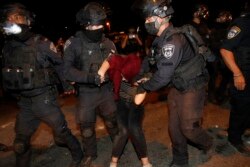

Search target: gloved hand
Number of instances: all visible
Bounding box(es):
[62,82,75,96]
[87,73,102,86]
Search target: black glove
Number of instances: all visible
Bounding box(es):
[60,81,76,95]
[87,73,101,86]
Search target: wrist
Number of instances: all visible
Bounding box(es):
[233,73,242,77]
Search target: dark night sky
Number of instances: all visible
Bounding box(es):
[0,0,247,41]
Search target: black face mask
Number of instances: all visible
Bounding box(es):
[14,24,33,41]
[84,29,103,42]
[145,22,158,35]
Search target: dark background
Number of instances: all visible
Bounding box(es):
[0,0,248,42]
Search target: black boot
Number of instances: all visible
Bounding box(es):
[0,143,7,151]
[16,149,31,167]
[57,128,83,167]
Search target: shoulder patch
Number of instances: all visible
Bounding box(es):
[64,39,72,50]
[227,26,241,39]
[162,44,175,59]
[50,42,57,53]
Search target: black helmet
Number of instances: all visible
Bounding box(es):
[76,2,107,26]
[132,0,174,19]
[0,3,34,24]
[193,3,209,20]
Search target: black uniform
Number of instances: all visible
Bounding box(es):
[139,24,213,166]
[2,33,83,167]
[210,22,231,104]
[221,12,250,146]
[63,31,119,159]
[190,20,218,103]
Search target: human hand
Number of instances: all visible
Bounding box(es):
[233,74,246,90]
[63,83,76,96]
[97,70,106,83]
[136,77,149,85]
[134,92,147,105]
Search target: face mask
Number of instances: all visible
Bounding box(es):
[84,29,103,42]
[145,22,159,35]
[2,22,22,35]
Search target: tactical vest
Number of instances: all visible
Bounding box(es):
[154,25,209,91]
[77,33,114,87]
[2,36,58,91]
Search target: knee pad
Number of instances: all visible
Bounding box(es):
[103,113,118,129]
[81,127,94,138]
[14,140,29,154]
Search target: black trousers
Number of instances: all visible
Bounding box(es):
[168,87,213,165]
[15,88,83,167]
[112,99,148,159]
[228,71,250,145]
[77,88,117,157]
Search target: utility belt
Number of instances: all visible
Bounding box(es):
[172,73,208,92]
[2,67,59,91]
[77,81,112,93]
[20,85,57,97]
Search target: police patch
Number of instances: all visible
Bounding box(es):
[64,39,72,51]
[162,44,175,59]
[227,26,241,39]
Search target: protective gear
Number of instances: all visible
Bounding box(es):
[87,73,101,86]
[81,127,95,138]
[14,138,30,154]
[2,35,60,91]
[0,3,34,26]
[84,28,103,42]
[103,112,119,142]
[55,126,83,165]
[2,22,22,35]
[132,0,174,19]
[145,21,159,35]
[193,4,209,20]
[76,2,106,26]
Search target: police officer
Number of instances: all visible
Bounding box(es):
[220,3,250,156]
[210,10,233,104]
[63,2,119,166]
[132,0,213,166]
[190,3,218,103]
[0,3,83,167]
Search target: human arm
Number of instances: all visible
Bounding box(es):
[220,48,245,90]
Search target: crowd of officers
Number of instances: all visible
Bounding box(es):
[0,0,250,167]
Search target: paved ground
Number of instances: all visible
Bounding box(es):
[0,90,250,167]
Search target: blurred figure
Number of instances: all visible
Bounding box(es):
[63,2,119,166]
[56,37,65,54]
[220,2,250,156]
[0,3,83,167]
[190,3,211,43]
[132,0,214,166]
[210,10,233,104]
[190,3,217,103]
[120,26,144,55]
